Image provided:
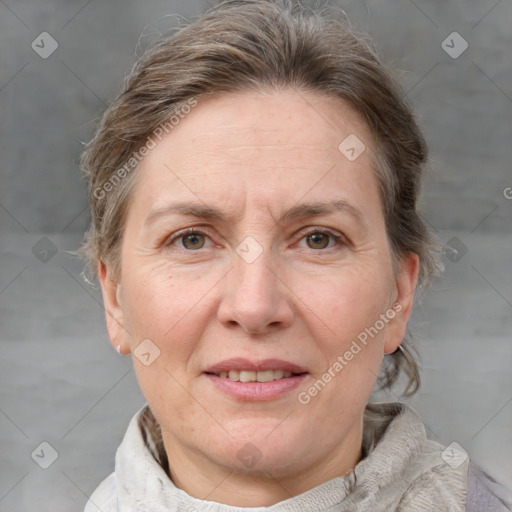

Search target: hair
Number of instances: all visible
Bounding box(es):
[80,0,443,395]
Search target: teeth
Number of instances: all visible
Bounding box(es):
[216,369,298,382]
[256,370,274,382]
[240,370,256,382]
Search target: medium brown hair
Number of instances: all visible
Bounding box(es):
[80,0,442,395]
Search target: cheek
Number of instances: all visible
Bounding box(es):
[294,265,392,341]
[120,261,224,371]
[291,264,393,404]
[122,266,214,424]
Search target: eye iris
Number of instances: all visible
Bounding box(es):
[183,233,205,250]
[307,232,329,249]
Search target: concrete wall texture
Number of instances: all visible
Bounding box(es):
[0,1,511,510]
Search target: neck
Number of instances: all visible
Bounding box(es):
[161,415,364,508]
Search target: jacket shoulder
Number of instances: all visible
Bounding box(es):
[84,472,117,512]
[466,462,512,512]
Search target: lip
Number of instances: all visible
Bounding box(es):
[203,358,309,401]
[204,358,307,374]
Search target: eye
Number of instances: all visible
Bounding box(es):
[182,232,206,250]
[299,228,345,250]
[166,228,212,250]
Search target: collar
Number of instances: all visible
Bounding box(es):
[113,402,468,511]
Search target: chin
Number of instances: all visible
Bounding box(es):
[205,420,311,476]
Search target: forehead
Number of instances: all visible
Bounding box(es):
[133,88,380,217]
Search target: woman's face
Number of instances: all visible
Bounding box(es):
[100,89,418,492]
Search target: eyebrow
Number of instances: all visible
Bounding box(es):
[279,200,365,227]
[145,199,366,230]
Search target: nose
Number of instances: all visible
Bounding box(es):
[217,248,294,336]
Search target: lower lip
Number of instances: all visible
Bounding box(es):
[204,373,308,401]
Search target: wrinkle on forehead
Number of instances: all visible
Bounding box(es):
[132,89,382,230]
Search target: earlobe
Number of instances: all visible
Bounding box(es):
[98,261,130,354]
[383,253,420,354]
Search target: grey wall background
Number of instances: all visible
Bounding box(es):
[0,0,511,510]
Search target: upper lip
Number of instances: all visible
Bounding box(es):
[204,358,308,374]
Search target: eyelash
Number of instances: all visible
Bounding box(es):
[164,226,347,251]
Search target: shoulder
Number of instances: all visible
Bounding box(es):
[466,462,512,512]
[365,403,512,511]
[84,472,117,512]
[84,405,151,512]
[363,402,469,510]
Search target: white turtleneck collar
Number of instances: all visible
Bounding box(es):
[86,402,469,511]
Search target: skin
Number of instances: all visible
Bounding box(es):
[98,88,419,507]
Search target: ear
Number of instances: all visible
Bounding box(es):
[98,261,131,354]
[383,253,420,354]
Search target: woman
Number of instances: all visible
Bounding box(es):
[81,1,511,510]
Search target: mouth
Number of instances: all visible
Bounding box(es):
[203,358,308,401]
[206,369,305,382]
